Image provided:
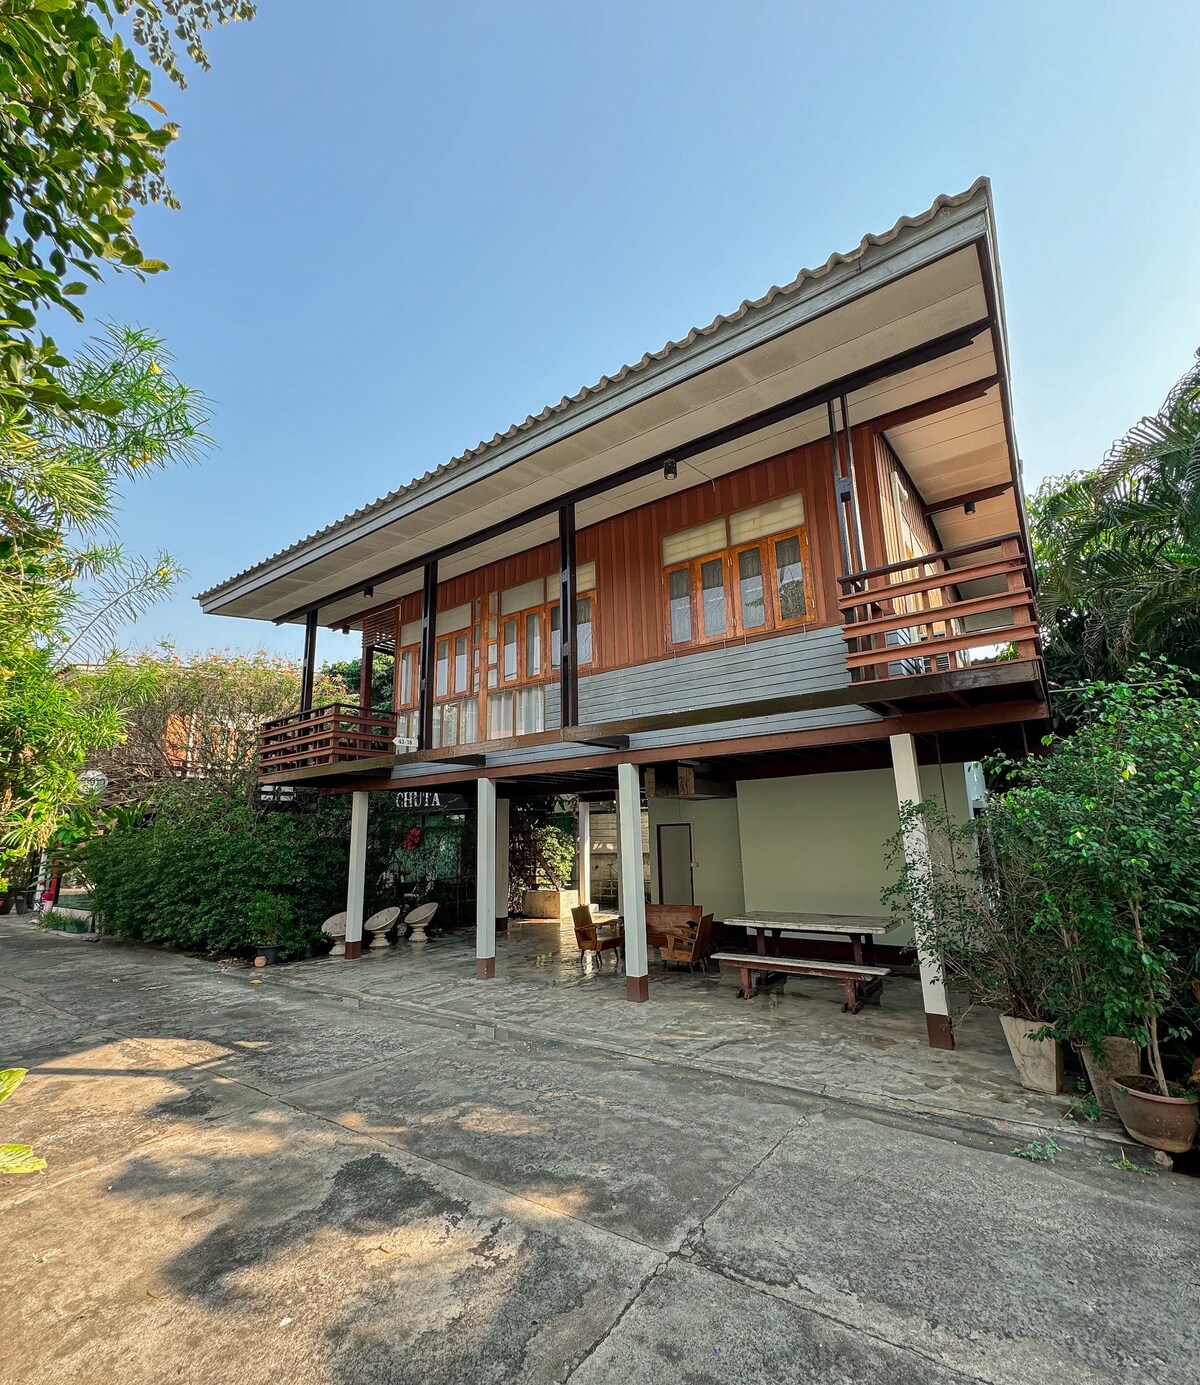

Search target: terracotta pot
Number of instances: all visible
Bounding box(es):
[1079,1037,1141,1114]
[1000,1014,1064,1095]
[1109,1076,1198,1154]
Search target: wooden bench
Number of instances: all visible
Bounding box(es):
[711,951,891,1013]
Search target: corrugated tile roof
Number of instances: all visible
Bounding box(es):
[198,179,989,602]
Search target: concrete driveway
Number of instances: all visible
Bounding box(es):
[2,921,1197,1384]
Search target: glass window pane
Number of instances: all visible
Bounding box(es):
[576,596,592,664]
[550,605,561,669]
[775,536,807,621]
[461,698,479,745]
[738,548,767,630]
[443,702,459,748]
[516,686,545,735]
[435,640,448,697]
[503,620,518,681]
[431,704,443,748]
[668,568,692,644]
[700,558,726,637]
[525,611,541,678]
[488,691,514,739]
[454,634,468,692]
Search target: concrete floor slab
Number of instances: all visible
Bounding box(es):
[3,920,1196,1385]
[694,1104,1200,1384]
[295,1032,808,1249]
[567,1258,978,1384]
[264,918,1124,1143]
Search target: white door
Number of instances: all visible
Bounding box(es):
[658,823,694,905]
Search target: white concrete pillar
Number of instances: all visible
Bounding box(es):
[495,796,510,934]
[889,734,954,1049]
[617,763,648,1002]
[613,800,624,914]
[344,790,369,959]
[577,799,591,907]
[475,778,497,978]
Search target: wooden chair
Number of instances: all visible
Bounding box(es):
[661,913,715,973]
[646,904,701,954]
[571,904,622,968]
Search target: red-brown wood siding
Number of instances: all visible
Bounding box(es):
[362,438,847,675]
[872,431,939,563]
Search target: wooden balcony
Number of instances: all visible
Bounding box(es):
[258,703,399,777]
[838,533,1040,685]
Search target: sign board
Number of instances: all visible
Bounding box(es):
[393,791,468,813]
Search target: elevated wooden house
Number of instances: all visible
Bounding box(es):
[199,180,1047,1045]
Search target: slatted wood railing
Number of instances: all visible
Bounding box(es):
[838,533,1039,683]
[258,703,399,776]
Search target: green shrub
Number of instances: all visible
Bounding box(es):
[80,782,478,958]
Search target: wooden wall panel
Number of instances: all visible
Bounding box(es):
[872,431,939,563]
[363,437,849,675]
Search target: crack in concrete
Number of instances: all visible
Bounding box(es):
[558,1256,669,1385]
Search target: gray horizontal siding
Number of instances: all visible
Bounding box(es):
[578,625,851,724]
[388,625,874,780]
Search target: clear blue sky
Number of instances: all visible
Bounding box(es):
[71,0,1200,664]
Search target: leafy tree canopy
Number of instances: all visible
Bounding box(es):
[1034,351,1200,685]
[0,0,254,414]
[0,326,207,879]
[324,654,395,711]
[76,646,343,799]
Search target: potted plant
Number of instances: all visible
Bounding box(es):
[1013,671,1200,1150]
[245,892,292,967]
[883,799,1064,1093]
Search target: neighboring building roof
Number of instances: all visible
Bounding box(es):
[198,179,995,607]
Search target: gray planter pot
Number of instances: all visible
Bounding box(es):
[1000,1014,1063,1095]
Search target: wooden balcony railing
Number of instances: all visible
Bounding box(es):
[258,703,399,777]
[838,533,1039,683]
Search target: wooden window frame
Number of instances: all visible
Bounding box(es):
[394,643,420,712]
[663,524,815,651]
[434,627,473,703]
[502,597,598,688]
[549,594,597,673]
[663,553,735,649]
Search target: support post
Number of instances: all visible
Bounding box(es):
[418,560,438,749]
[475,778,497,978]
[494,796,510,935]
[358,645,374,710]
[617,763,648,1002]
[558,502,578,727]
[827,396,866,576]
[613,797,623,916]
[300,610,318,713]
[344,790,369,960]
[889,733,954,1049]
[577,799,591,907]
[839,393,867,574]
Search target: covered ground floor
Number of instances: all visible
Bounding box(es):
[333,729,994,1050]
[4,920,1196,1385]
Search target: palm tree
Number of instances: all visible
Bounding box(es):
[1034,351,1200,682]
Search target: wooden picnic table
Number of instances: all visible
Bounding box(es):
[723,912,890,968]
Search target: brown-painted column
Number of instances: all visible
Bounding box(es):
[418,559,438,749]
[300,610,318,713]
[558,502,578,727]
[358,645,374,710]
